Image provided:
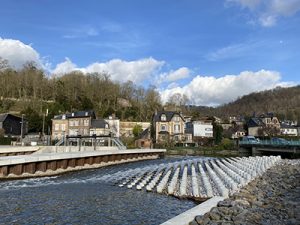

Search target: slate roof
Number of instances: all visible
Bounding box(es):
[0,113,8,122]
[280,123,297,129]
[247,117,264,127]
[153,111,185,123]
[53,110,96,120]
[0,113,24,122]
[91,119,109,129]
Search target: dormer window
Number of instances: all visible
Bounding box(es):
[161,114,166,121]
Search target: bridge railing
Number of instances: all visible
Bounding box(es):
[239,139,300,147]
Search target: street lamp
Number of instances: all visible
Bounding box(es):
[20,114,24,146]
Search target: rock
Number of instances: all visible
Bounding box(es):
[232,210,248,225]
[252,200,263,207]
[218,200,233,208]
[233,199,250,208]
[195,215,204,224]
[189,220,199,225]
[209,212,221,221]
[217,207,231,216]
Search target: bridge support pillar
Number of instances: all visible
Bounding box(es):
[252,147,262,156]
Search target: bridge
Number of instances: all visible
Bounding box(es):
[239,139,300,157]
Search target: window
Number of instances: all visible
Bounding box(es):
[161,125,167,131]
[55,124,59,131]
[74,120,79,126]
[174,124,180,133]
[161,114,166,121]
[61,124,65,131]
[84,119,89,126]
[173,116,180,122]
[69,120,74,126]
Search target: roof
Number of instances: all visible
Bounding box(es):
[91,119,109,129]
[0,114,8,122]
[280,123,297,129]
[247,117,264,127]
[0,113,25,122]
[153,111,185,123]
[53,110,96,120]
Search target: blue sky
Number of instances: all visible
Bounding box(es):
[0,0,300,105]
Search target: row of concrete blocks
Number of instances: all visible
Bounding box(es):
[104,156,281,199]
[0,153,159,178]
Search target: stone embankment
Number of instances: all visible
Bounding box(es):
[189,159,300,225]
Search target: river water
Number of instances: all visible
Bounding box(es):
[0,157,197,225]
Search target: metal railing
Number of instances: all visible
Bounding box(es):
[239,139,300,147]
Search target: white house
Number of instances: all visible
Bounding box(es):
[280,123,298,136]
[105,115,120,137]
[188,120,213,138]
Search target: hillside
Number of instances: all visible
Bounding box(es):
[188,85,300,121]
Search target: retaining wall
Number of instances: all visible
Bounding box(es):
[0,149,166,179]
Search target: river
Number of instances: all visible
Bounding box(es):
[0,156,197,225]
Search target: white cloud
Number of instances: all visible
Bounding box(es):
[52,57,77,75]
[161,67,190,82]
[0,38,43,69]
[227,0,300,26]
[160,70,294,106]
[52,57,164,83]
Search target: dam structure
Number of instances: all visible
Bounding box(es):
[0,142,165,179]
[100,156,281,199]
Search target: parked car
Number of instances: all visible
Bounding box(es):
[242,136,260,144]
[271,137,289,145]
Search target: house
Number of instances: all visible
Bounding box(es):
[105,115,120,137]
[0,113,27,137]
[185,119,213,144]
[135,128,153,148]
[52,110,97,140]
[120,121,150,137]
[247,113,280,137]
[280,123,298,136]
[90,119,110,136]
[152,111,185,144]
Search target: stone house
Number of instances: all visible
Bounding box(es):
[52,110,97,140]
[247,113,280,137]
[152,111,185,144]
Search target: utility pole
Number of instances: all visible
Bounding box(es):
[20,114,24,145]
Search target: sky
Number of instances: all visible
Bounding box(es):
[0,0,300,106]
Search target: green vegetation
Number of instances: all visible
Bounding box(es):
[132,124,143,138]
[0,61,162,132]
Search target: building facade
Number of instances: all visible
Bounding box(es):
[52,110,97,140]
[152,111,185,144]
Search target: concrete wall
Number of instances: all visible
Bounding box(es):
[34,146,119,154]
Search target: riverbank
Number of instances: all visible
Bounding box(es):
[189,159,300,225]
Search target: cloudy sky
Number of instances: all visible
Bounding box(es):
[0,0,299,106]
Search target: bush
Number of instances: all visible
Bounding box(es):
[0,136,13,145]
[221,138,234,150]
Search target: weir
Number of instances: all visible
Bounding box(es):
[101,156,281,199]
[0,148,166,179]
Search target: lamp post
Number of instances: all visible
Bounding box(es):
[20,114,24,145]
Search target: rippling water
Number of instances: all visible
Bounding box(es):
[0,157,197,225]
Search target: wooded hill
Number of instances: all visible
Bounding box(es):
[0,61,162,132]
[0,59,299,132]
[188,85,300,122]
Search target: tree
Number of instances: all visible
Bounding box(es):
[213,124,223,145]
[132,124,143,138]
